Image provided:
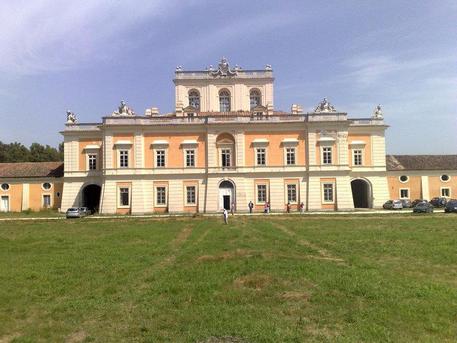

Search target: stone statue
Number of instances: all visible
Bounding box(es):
[209,57,237,77]
[373,104,383,119]
[265,64,272,71]
[113,100,135,116]
[66,110,77,123]
[314,97,336,113]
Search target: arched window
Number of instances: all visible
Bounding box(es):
[250,89,261,110]
[219,90,231,112]
[188,90,200,110]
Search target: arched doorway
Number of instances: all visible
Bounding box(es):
[82,184,101,213]
[351,179,371,208]
[219,180,235,210]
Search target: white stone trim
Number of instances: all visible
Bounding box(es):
[117,185,131,208]
[42,193,53,208]
[151,140,169,146]
[154,148,168,168]
[114,140,132,146]
[399,175,409,183]
[349,140,366,146]
[83,144,101,150]
[184,184,198,206]
[154,185,168,207]
[440,187,451,198]
[252,138,269,145]
[440,174,451,183]
[399,188,410,199]
[318,136,335,142]
[183,148,197,168]
[41,182,53,191]
[321,182,335,204]
[0,194,10,212]
[282,138,299,144]
[181,140,198,146]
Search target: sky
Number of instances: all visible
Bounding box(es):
[0,0,456,154]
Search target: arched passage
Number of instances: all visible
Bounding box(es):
[82,184,101,213]
[219,180,235,211]
[351,179,371,208]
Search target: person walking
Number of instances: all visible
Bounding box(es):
[299,202,304,214]
[248,201,254,214]
[263,202,268,214]
[223,208,229,224]
[267,201,270,214]
[286,202,291,213]
[230,201,235,215]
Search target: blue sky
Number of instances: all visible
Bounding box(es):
[0,0,456,154]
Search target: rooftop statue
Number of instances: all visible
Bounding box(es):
[66,110,77,123]
[112,100,135,116]
[373,104,383,119]
[314,97,336,113]
[209,57,237,77]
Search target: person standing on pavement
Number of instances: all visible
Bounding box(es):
[230,201,235,215]
[248,201,254,214]
[223,209,229,224]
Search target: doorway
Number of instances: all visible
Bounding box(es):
[82,184,101,213]
[351,179,371,208]
[219,180,235,211]
[1,196,9,212]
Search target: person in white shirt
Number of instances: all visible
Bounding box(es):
[223,209,228,224]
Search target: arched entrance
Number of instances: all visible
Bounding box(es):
[219,180,235,210]
[82,184,101,213]
[351,179,371,208]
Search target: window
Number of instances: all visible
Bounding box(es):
[399,175,409,183]
[119,188,129,206]
[322,147,332,165]
[353,149,363,166]
[400,188,409,199]
[441,188,451,197]
[256,148,266,166]
[188,90,200,110]
[286,148,296,165]
[185,150,195,167]
[221,149,231,167]
[42,194,51,208]
[441,174,450,182]
[287,184,297,203]
[250,89,261,110]
[88,154,97,170]
[186,186,196,205]
[1,183,10,191]
[156,187,166,205]
[42,182,52,190]
[323,183,334,203]
[219,90,231,112]
[257,184,267,203]
[119,150,129,168]
[156,150,166,168]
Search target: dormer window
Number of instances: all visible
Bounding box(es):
[250,89,261,110]
[219,90,231,112]
[188,90,200,110]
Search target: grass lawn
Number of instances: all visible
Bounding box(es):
[1,215,457,342]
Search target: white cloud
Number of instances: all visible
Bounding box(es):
[0,0,181,75]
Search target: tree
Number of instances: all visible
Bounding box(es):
[0,141,63,163]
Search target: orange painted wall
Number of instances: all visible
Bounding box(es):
[113,133,134,168]
[153,181,169,212]
[387,176,422,200]
[429,176,457,198]
[320,178,336,210]
[347,134,372,167]
[144,133,206,168]
[244,132,306,166]
[79,139,102,171]
[1,183,22,211]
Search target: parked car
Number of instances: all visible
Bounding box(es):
[79,207,90,217]
[430,197,447,208]
[66,208,82,218]
[383,200,403,210]
[413,202,434,213]
[444,200,457,213]
[411,199,427,207]
[400,199,412,208]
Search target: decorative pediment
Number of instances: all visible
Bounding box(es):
[209,57,237,77]
[252,105,267,112]
[112,100,135,116]
[183,105,198,113]
[314,98,337,113]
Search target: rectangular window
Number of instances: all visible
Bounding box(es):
[186,186,196,205]
[256,148,266,166]
[323,183,334,203]
[221,149,231,167]
[323,147,332,165]
[400,188,409,199]
[185,150,195,167]
[441,188,450,197]
[286,148,296,165]
[156,150,166,168]
[42,194,51,208]
[119,150,129,168]
[156,187,166,205]
[257,184,267,203]
[287,184,297,203]
[88,154,97,170]
[119,188,129,206]
[353,149,362,166]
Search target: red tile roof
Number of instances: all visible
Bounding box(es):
[0,162,64,178]
[386,155,457,171]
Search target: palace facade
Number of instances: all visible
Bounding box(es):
[1,59,456,213]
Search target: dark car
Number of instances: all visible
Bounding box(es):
[413,202,434,213]
[444,200,457,213]
[430,197,447,208]
[66,208,81,218]
[383,200,403,210]
[400,199,412,208]
[412,199,427,207]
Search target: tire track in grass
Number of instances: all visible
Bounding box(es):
[272,222,346,264]
[160,224,194,267]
